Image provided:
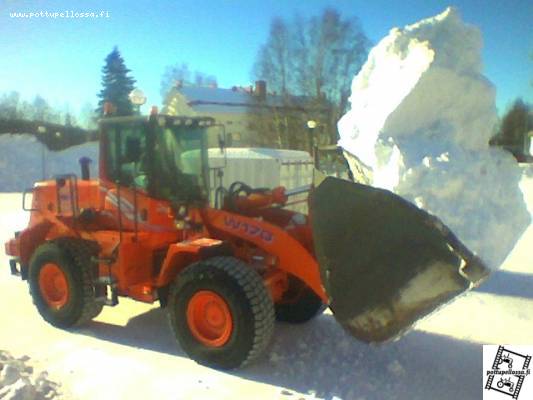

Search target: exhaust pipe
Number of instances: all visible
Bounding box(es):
[79,157,92,180]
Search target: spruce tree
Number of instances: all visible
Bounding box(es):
[96,47,136,116]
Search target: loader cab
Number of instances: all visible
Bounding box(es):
[99,115,215,206]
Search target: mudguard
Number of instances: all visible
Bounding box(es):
[311,177,489,343]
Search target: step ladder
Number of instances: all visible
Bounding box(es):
[92,256,119,306]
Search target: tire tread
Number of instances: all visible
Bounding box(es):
[29,238,102,327]
[168,256,274,368]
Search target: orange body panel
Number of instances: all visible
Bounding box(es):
[6,173,326,305]
[4,238,19,258]
[263,269,289,303]
[203,208,327,303]
[232,187,288,212]
[156,238,223,287]
[17,220,53,266]
[99,179,180,233]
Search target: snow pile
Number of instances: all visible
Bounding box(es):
[0,350,60,399]
[338,7,530,269]
[0,134,98,192]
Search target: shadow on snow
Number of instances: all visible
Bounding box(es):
[76,308,482,400]
[474,270,533,300]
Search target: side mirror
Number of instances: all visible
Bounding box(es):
[207,124,227,169]
[125,137,142,163]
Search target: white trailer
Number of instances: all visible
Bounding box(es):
[207,147,314,213]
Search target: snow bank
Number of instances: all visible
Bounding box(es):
[338,7,530,269]
[0,134,98,192]
[0,350,60,399]
[520,164,533,215]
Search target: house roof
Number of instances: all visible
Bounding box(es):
[177,86,316,114]
[181,86,250,105]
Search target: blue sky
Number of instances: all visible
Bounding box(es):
[0,0,531,117]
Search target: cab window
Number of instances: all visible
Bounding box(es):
[104,123,148,189]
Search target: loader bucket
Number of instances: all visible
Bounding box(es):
[311,177,490,343]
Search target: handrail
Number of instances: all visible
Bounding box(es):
[22,188,37,211]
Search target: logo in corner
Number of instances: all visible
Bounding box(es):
[484,345,532,399]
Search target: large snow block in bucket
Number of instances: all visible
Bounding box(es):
[337,7,530,273]
[311,177,489,343]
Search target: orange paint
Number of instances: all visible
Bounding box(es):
[186,290,233,347]
[38,263,69,309]
[263,269,289,303]
[203,208,328,303]
[5,167,327,308]
[156,238,223,287]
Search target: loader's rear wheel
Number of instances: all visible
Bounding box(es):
[28,239,103,328]
[275,277,325,324]
[167,257,274,370]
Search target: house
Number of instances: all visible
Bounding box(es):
[162,81,330,150]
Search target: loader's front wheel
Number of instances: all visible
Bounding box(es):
[275,277,325,323]
[28,240,103,328]
[167,257,274,370]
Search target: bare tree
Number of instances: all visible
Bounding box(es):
[160,63,217,99]
[0,92,63,123]
[252,8,370,146]
[0,91,93,149]
[79,102,98,130]
[194,71,217,87]
[33,95,51,121]
[302,10,369,118]
[253,18,292,97]
[0,92,21,119]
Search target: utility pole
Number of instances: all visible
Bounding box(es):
[307,119,317,158]
[37,125,47,180]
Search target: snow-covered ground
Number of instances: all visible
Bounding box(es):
[0,350,60,399]
[0,168,531,400]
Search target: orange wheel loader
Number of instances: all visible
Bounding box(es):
[4,109,490,369]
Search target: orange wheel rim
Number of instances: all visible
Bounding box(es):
[186,290,233,347]
[39,263,69,309]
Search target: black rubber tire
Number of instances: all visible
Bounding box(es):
[275,277,325,324]
[167,256,274,370]
[28,239,103,328]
